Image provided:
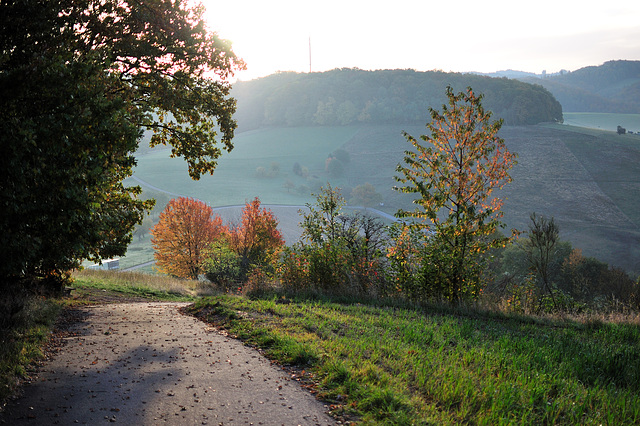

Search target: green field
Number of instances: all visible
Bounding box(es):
[127,126,360,207]
[562,112,640,133]
[188,295,640,424]
[123,117,640,275]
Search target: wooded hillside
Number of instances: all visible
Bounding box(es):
[521,60,640,113]
[232,68,563,130]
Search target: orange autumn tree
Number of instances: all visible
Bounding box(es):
[228,198,284,276]
[394,86,517,302]
[151,197,226,279]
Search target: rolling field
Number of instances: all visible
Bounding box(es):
[127,126,360,206]
[124,116,640,275]
[563,112,640,133]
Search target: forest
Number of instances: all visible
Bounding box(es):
[231,68,563,131]
[521,60,640,113]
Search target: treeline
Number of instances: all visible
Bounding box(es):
[232,68,563,130]
[521,60,640,113]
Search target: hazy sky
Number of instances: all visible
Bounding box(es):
[203,0,640,81]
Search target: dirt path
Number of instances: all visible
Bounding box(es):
[1,303,335,425]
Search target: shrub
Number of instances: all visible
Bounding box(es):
[203,237,242,292]
[278,185,389,297]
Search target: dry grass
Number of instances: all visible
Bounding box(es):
[72,269,220,299]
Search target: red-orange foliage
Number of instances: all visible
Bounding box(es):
[151,197,226,279]
[228,198,284,271]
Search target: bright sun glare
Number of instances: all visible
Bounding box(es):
[203,0,640,81]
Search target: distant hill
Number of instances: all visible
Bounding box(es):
[471,69,539,79]
[520,60,640,113]
[232,68,562,131]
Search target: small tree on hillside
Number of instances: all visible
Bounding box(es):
[526,213,560,312]
[300,184,344,244]
[151,197,226,279]
[350,183,383,208]
[394,86,517,302]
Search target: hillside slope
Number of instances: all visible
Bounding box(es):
[130,124,640,274]
[232,68,562,130]
[521,60,640,113]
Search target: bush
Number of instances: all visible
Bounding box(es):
[203,238,242,292]
[278,185,389,298]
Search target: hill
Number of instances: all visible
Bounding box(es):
[521,60,640,113]
[231,68,562,130]
[128,122,640,275]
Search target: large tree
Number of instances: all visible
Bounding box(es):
[394,86,517,302]
[0,0,243,286]
[151,197,226,279]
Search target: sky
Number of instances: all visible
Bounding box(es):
[203,0,640,82]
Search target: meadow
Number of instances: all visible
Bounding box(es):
[186,294,640,424]
[124,113,640,275]
[5,270,638,424]
[562,112,640,133]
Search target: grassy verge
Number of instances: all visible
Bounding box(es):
[1,269,207,408]
[0,297,61,405]
[186,295,640,425]
[70,269,204,304]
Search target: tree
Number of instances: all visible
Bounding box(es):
[300,184,345,244]
[280,185,387,294]
[525,213,560,311]
[0,0,243,288]
[394,86,517,302]
[134,216,155,241]
[350,183,383,208]
[151,198,226,279]
[617,125,626,135]
[327,158,345,177]
[283,179,296,193]
[227,198,284,276]
[203,236,242,290]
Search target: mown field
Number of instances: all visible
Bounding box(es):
[124,114,640,275]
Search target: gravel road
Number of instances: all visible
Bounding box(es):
[1,303,335,425]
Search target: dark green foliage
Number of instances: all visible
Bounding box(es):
[331,148,351,164]
[327,157,345,177]
[279,185,388,296]
[0,0,242,288]
[232,68,563,130]
[203,238,242,291]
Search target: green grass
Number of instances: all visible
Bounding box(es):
[187,295,640,424]
[128,126,361,207]
[0,298,61,404]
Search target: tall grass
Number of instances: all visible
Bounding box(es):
[72,269,210,301]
